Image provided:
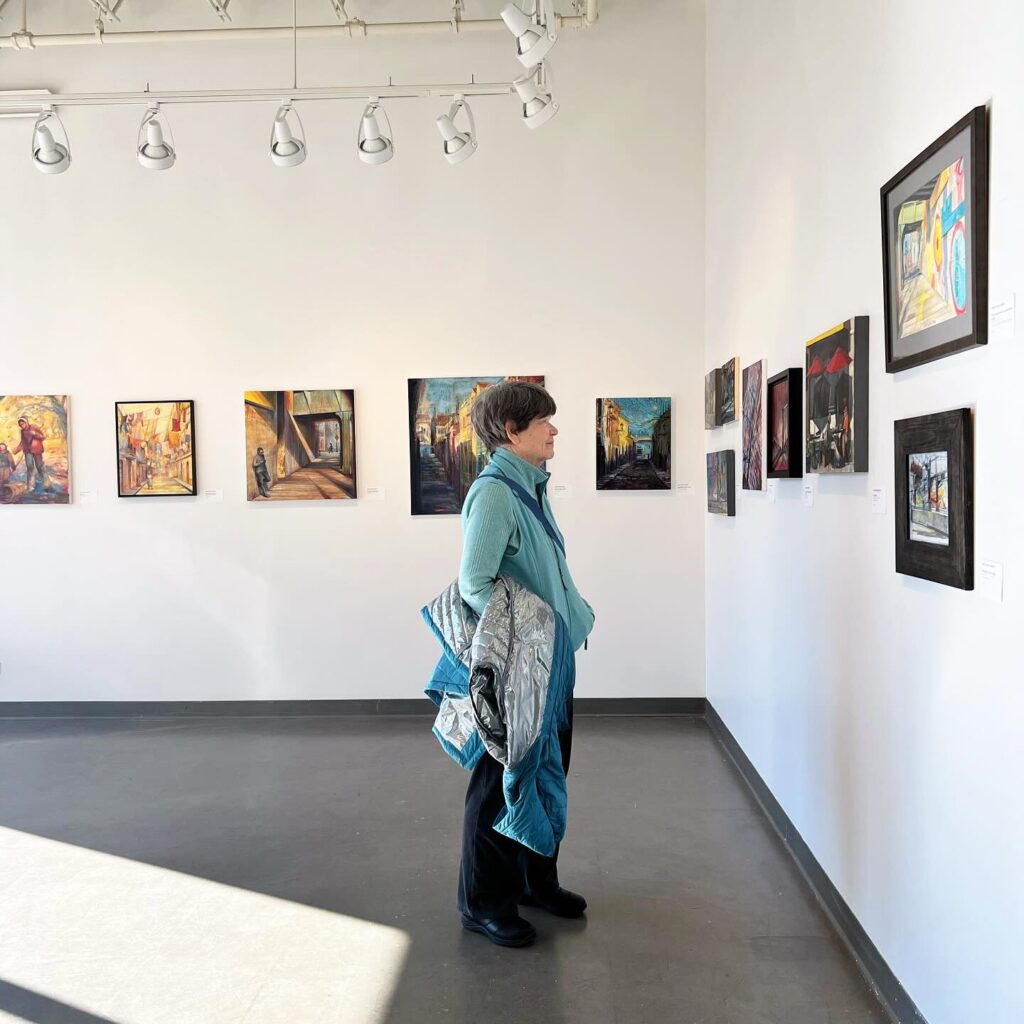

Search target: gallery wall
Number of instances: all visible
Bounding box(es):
[0,0,707,701]
[705,2,1023,1022]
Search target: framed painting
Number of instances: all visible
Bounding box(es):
[706,449,735,516]
[894,408,973,590]
[408,376,543,515]
[0,395,70,505]
[718,357,739,425]
[881,106,988,372]
[766,369,802,479]
[116,401,196,497]
[596,397,671,490]
[704,369,720,429]
[245,391,356,501]
[741,359,765,490]
[805,317,869,474]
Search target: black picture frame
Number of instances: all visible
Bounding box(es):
[881,106,989,373]
[766,368,802,479]
[115,400,197,498]
[706,449,735,516]
[894,408,973,590]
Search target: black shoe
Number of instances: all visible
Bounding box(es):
[460,913,537,948]
[521,886,587,918]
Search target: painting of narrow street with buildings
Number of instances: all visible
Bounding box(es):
[596,397,671,490]
[245,390,356,501]
[408,376,544,515]
[116,401,196,497]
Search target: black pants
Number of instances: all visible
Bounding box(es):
[458,703,573,919]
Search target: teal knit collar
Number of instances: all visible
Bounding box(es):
[489,446,550,491]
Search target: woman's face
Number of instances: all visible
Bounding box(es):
[508,415,558,467]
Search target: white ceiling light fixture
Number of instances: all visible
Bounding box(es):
[270,102,306,167]
[513,61,558,130]
[31,109,71,174]
[357,99,393,165]
[501,0,557,69]
[137,105,176,170]
[435,94,477,165]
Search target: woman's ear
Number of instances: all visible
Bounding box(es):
[504,421,519,446]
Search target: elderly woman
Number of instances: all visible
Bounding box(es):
[457,380,595,948]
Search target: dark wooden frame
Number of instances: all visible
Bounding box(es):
[766,368,802,479]
[805,316,870,474]
[894,408,973,590]
[706,449,735,517]
[881,106,989,373]
[115,400,197,498]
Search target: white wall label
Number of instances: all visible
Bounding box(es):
[990,294,1016,341]
[551,483,572,498]
[78,488,98,505]
[802,483,815,508]
[871,487,886,514]
[978,560,1004,603]
[363,486,386,501]
[767,480,777,504]
[203,488,223,503]
[676,482,694,495]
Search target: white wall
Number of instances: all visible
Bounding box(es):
[0,0,706,701]
[705,2,1023,1022]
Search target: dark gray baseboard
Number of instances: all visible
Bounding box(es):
[705,702,926,1024]
[0,697,706,719]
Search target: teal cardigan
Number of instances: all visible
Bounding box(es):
[459,447,595,652]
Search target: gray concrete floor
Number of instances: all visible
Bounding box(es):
[0,715,885,1024]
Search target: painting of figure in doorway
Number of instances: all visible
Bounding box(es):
[408,375,543,515]
[116,401,196,497]
[245,390,356,501]
[0,395,70,505]
[596,397,671,490]
[706,449,735,516]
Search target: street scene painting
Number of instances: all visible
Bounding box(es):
[409,376,543,515]
[116,401,196,497]
[0,395,70,505]
[596,397,671,490]
[706,449,735,516]
[806,317,869,473]
[908,451,949,546]
[741,360,764,490]
[245,390,356,501]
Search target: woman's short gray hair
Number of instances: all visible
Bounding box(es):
[471,381,557,454]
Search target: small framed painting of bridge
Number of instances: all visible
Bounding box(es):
[244,390,356,501]
[894,408,972,589]
[408,375,544,515]
[596,397,671,490]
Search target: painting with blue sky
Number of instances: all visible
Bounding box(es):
[596,397,671,490]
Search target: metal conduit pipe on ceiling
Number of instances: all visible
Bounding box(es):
[0,1,599,50]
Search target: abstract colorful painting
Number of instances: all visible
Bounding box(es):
[908,451,949,546]
[596,398,671,490]
[805,317,869,474]
[741,360,764,490]
[706,449,735,516]
[408,376,543,515]
[116,401,196,497]
[0,395,70,505]
[704,369,720,430]
[719,357,739,424]
[245,391,356,501]
[882,106,988,371]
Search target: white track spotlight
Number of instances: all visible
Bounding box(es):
[513,62,559,129]
[270,103,306,167]
[31,110,71,175]
[137,106,176,170]
[435,95,477,165]
[501,0,557,69]
[357,99,394,165]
